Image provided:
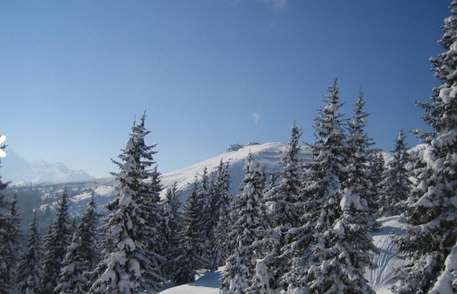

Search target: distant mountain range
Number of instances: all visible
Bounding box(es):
[1,149,95,184]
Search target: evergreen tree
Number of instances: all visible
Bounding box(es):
[208,160,232,272]
[393,2,457,292]
[56,193,100,294]
[370,149,386,213]
[284,79,377,294]
[1,194,23,292]
[263,122,304,291]
[160,182,189,284]
[15,210,43,294]
[198,166,214,268]
[41,189,72,294]
[220,153,270,294]
[282,79,347,292]
[181,175,207,278]
[378,130,412,217]
[89,112,165,293]
[132,114,165,292]
[0,144,11,294]
[334,90,379,293]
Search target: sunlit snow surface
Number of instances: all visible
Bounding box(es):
[159,270,222,294]
[367,216,404,294]
[159,216,404,294]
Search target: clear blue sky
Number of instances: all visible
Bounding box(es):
[0,0,451,178]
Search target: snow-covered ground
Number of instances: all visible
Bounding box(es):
[367,216,404,294]
[159,216,405,294]
[160,270,222,294]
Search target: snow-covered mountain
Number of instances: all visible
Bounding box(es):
[159,141,312,203]
[63,142,309,215]
[1,148,95,184]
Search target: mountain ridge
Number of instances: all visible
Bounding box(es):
[1,148,95,185]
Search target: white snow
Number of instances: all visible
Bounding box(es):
[159,142,310,204]
[159,270,222,294]
[366,216,405,294]
[333,220,345,235]
[340,187,365,211]
[430,242,457,293]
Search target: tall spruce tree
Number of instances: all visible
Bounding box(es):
[378,130,412,217]
[334,91,379,294]
[263,122,304,291]
[132,113,165,292]
[15,210,43,294]
[41,189,72,294]
[282,79,347,292]
[284,79,377,294]
[292,78,348,293]
[56,193,100,294]
[89,112,165,293]
[198,166,214,268]
[182,174,208,276]
[160,182,188,284]
[220,152,271,294]
[208,160,232,272]
[393,2,457,293]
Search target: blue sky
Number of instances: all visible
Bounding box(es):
[0,0,451,178]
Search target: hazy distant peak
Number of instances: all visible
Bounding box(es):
[1,148,95,185]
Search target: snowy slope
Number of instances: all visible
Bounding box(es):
[158,217,405,294]
[367,216,405,294]
[37,142,306,218]
[159,141,311,203]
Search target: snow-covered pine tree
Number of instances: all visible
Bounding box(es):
[41,189,72,294]
[198,166,214,268]
[377,130,412,217]
[331,90,379,294]
[220,152,271,294]
[56,193,100,294]
[1,194,23,292]
[89,112,165,294]
[15,210,43,294]
[131,113,166,292]
[392,2,457,293]
[208,160,232,272]
[285,79,376,293]
[0,145,11,294]
[160,182,186,284]
[263,122,304,291]
[182,174,209,277]
[370,149,385,213]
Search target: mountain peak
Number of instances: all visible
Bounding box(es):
[1,149,95,184]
